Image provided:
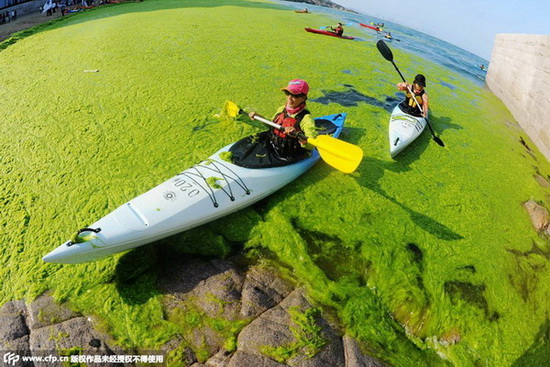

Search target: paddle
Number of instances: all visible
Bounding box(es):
[222,101,363,173]
[376,40,445,147]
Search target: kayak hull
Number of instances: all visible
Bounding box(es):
[359,23,381,31]
[43,113,346,264]
[304,28,355,40]
[389,104,426,157]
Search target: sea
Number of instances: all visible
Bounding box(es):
[279,1,489,86]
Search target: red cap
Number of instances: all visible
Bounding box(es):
[281,79,309,95]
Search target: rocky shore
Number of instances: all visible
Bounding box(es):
[1,258,385,366]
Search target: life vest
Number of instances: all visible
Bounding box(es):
[272,108,309,138]
[404,89,425,116]
[268,108,311,161]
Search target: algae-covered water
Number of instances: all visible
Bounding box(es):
[1,0,549,365]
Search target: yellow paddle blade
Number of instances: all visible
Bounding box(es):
[219,100,242,119]
[308,135,363,173]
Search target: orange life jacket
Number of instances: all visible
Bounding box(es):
[272,109,309,138]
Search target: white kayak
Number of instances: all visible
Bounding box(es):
[389,103,427,157]
[43,113,346,264]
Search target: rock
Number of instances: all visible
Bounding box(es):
[523,199,550,233]
[0,336,33,367]
[534,174,550,188]
[161,336,197,366]
[203,349,232,366]
[0,300,29,341]
[237,288,345,367]
[240,264,294,318]
[0,300,27,315]
[0,313,29,341]
[343,334,385,367]
[227,351,287,367]
[27,293,80,330]
[159,258,246,359]
[29,317,123,367]
[191,262,244,320]
[160,258,245,320]
[0,256,384,367]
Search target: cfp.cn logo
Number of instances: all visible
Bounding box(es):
[3,352,20,366]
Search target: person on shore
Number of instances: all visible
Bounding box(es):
[330,22,344,36]
[397,74,429,118]
[229,79,318,168]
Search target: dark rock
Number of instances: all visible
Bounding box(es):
[227,351,287,367]
[0,258,384,367]
[237,288,345,367]
[161,336,197,366]
[190,263,244,320]
[0,336,33,367]
[159,258,233,295]
[203,349,232,366]
[0,300,27,315]
[343,334,386,367]
[160,258,245,320]
[0,300,29,341]
[0,313,29,340]
[28,317,123,367]
[27,293,80,330]
[240,265,294,318]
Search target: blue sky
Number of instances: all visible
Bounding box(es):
[333,0,550,60]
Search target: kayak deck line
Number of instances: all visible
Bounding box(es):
[180,158,252,208]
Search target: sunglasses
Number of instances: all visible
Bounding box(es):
[284,91,306,98]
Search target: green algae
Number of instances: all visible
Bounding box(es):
[1,0,549,366]
[219,151,233,163]
[206,176,223,189]
[261,307,328,363]
[166,295,249,364]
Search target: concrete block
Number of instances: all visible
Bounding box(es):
[487,34,550,163]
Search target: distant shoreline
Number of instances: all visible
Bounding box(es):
[281,0,357,13]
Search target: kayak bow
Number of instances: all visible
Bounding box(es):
[389,104,426,157]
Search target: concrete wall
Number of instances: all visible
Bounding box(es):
[486,34,550,162]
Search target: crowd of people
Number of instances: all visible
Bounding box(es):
[0,9,16,23]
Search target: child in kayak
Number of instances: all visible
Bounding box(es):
[230,79,318,168]
[397,74,429,118]
[330,22,344,36]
